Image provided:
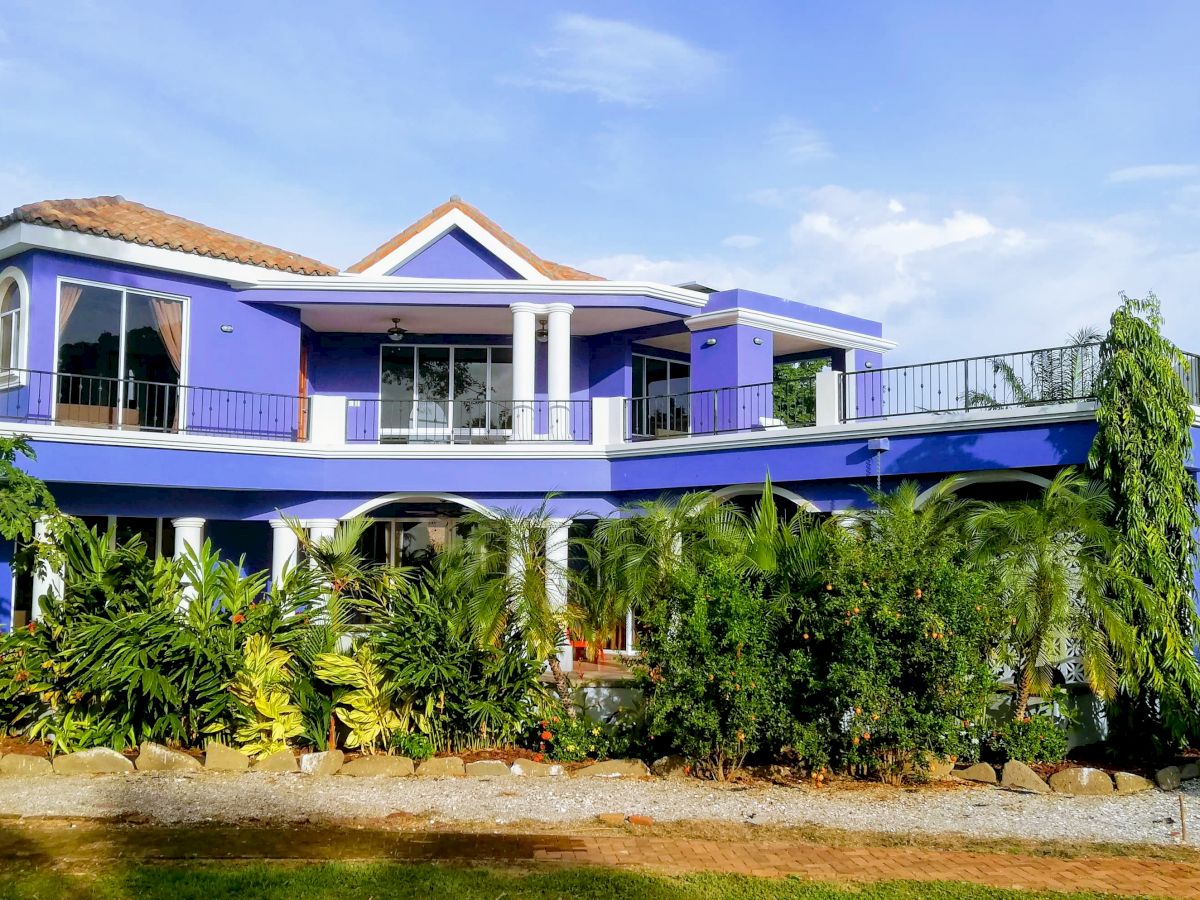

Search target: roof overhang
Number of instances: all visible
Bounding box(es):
[684,306,897,354]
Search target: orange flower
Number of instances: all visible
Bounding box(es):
[824,583,833,591]
[802,633,810,640]
[540,730,553,741]
[26,621,35,633]
[852,736,860,746]
[862,732,871,741]
[914,588,923,599]
[532,752,544,762]
[14,670,28,682]
[232,613,246,624]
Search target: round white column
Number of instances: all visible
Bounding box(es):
[546,516,573,673]
[510,302,538,440]
[30,517,64,620]
[269,519,300,585]
[171,517,206,561]
[546,302,574,440]
[306,518,339,543]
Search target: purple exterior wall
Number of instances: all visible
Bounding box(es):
[386,228,522,280]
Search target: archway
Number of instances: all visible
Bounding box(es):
[341,493,494,570]
[914,470,1052,508]
[711,483,820,517]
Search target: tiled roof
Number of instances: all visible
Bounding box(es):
[346,197,604,281]
[1,196,338,276]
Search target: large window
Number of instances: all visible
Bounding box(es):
[380,344,512,436]
[632,352,691,437]
[56,279,186,430]
[0,269,27,384]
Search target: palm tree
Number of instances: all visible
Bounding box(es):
[734,478,834,597]
[848,476,971,556]
[965,327,1102,409]
[455,498,574,703]
[966,467,1136,720]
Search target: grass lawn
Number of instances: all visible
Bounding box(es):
[0,862,1145,900]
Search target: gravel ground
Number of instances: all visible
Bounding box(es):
[0,773,1197,847]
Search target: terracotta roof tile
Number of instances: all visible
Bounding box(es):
[1,196,337,276]
[346,198,604,281]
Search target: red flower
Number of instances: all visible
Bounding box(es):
[540,730,553,741]
[232,613,246,624]
[26,621,35,633]
[532,753,544,762]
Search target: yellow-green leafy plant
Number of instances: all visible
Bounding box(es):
[229,634,303,758]
[313,646,403,754]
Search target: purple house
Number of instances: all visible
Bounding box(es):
[0,195,1138,661]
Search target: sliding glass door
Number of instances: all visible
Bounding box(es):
[56,280,185,430]
[380,345,512,439]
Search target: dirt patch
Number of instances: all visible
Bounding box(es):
[0,735,50,758]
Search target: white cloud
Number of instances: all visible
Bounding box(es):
[506,15,721,106]
[888,198,905,213]
[581,186,1200,361]
[721,234,762,249]
[1107,164,1200,183]
[767,116,832,163]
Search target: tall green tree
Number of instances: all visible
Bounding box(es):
[1088,292,1200,748]
[968,468,1134,720]
[0,436,58,542]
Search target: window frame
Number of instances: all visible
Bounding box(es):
[376,342,513,437]
[0,266,31,388]
[631,351,692,437]
[53,276,191,425]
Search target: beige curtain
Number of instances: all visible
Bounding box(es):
[149,298,183,374]
[58,284,82,336]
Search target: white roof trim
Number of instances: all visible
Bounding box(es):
[684,306,897,353]
[354,207,549,281]
[0,222,309,286]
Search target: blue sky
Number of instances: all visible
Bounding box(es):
[3,1,1198,359]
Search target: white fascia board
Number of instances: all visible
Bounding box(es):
[684,306,897,353]
[242,273,711,307]
[0,223,295,286]
[355,207,549,281]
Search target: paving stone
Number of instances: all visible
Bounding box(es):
[595,813,626,826]
[53,747,134,775]
[510,759,564,777]
[0,754,52,776]
[1001,760,1050,794]
[464,759,512,777]
[1155,766,1182,790]
[416,756,465,777]
[340,755,414,777]
[299,749,344,776]
[204,741,251,772]
[253,749,298,773]
[651,755,691,779]
[1048,767,1113,795]
[135,742,202,773]
[576,759,651,778]
[1114,772,1155,794]
[627,814,654,826]
[955,762,997,784]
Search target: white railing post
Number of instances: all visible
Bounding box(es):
[815,368,841,427]
[309,395,348,445]
[590,396,626,446]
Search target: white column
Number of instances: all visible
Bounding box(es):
[546,516,573,673]
[309,395,348,445]
[510,302,538,440]
[306,518,339,543]
[624,606,635,653]
[270,519,299,585]
[546,302,574,440]
[172,517,206,605]
[30,517,63,621]
[814,367,841,427]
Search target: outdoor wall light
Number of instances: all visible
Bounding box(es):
[864,362,874,369]
[536,321,549,343]
[752,336,763,345]
[219,324,234,334]
[387,318,407,342]
[703,337,717,347]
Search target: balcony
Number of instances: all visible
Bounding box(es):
[345,398,592,444]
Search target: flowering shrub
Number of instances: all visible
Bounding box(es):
[982,714,1069,764]
[531,707,611,762]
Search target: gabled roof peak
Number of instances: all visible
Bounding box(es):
[346,198,603,281]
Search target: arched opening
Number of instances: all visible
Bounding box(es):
[915,470,1052,507]
[711,483,821,520]
[341,492,494,572]
[0,266,29,377]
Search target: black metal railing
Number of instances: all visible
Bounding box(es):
[841,344,1103,421]
[1179,352,1200,406]
[345,398,591,444]
[625,378,816,440]
[0,368,308,441]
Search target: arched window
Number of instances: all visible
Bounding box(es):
[0,268,26,378]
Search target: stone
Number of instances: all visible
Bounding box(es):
[341,755,414,777]
[300,749,344,776]
[510,759,564,777]
[595,813,626,826]
[651,755,691,779]
[955,762,997,784]
[1155,766,1182,790]
[135,742,202,773]
[53,747,134,775]
[923,755,955,780]
[1049,767,1114,796]
[1000,760,1050,794]
[627,814,654,827]
[204,741,251,772]
[1180,762,1199,781]
[0,754,52,776]
[253,749,298,773]
[464,759,512,777]
[1114,772,1155,794]
[576,759,651,778]
[416,756,465,777]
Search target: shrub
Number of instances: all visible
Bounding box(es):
[534,707,611,762]
[639,555,783,780]
[229,635,304,758]
[390,731,433,761]
[982,715,1069,764]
